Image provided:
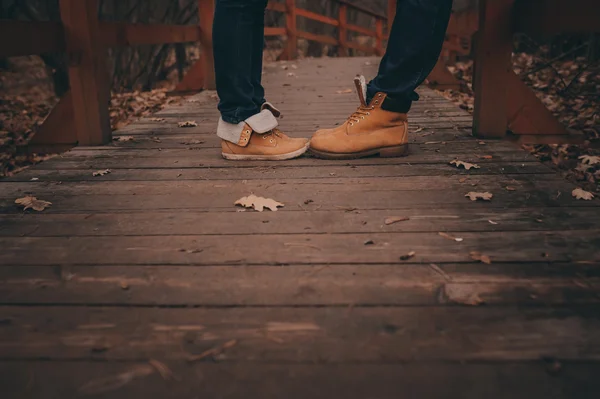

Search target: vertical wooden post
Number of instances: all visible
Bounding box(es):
[387,0,397,35]
[473,0,514,138]
[375,18,384,56]
[59,0,111,146]
[285,0,297,60]
[338,3,347,57]
[199,0,215,89]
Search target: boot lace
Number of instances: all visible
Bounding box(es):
[261,128,283,143]
[347,105,374,126]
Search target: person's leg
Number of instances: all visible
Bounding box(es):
[213,0,309,160]
[213,0,266,125]
[367,0,453,112]
[309,0,453,159]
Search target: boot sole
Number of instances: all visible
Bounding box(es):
[309,144,409,160]
[222,142,310,161]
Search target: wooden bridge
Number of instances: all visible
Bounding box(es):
[1,56,600,398]
[1,0,600,397]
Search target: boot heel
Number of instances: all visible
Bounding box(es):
[379,144,409,158]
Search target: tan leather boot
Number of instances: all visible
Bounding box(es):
[219,102,309,161]
[309,76,409,159]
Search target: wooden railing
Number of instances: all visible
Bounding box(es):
[1,0,597,149]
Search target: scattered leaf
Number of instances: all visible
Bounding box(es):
[148,359,179,381]
[364,240,374,245]
[113,136,135,142]
[478,141,486,145]
[400,251,416,261]
[505,186,517,191]
[579,155,600,165]
[150,136,161,143]
[438,232,463,242]
[235,194,284,212]
[30,177,39,181]
[384,216,409,225]
[187,339,238,362]
[572,188,594,200]
[178,121,198,128]
[120,281,129,290]
[449,160,480,170]
[15,196,52,211]
[77,365,154,395]
[443,284,484,306]
[458,177,468,183]
[470,251,492,264]
[424,141,441,145]
[465,192,493,201]
[304,199,314,205]
[488,220,498,225]
[149,117,165,122]
[335,89,353,94]
[412,127,424,133]
[180,139,205,145]
[92,169,111,177]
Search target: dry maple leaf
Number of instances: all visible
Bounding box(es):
[572,188,595,200]
[449,160,480,170]
[178,121,198,128]
[438,232,463,242]
[470,251,492,264]
[579,155,600,166]
[113,136,135,142]
[465,192,493,201]
[92,169,111,177]
[385,216,409,225]
[235,195,284,212]
[149,117,166,122]
[15,196,52,211]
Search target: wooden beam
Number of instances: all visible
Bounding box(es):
[337,0,387,20]
[100,23,200,47]
[473,0,514,139]
[295,7,339,27]
[198,0,215,90]
[296,30,339,47]
[264,27,287,37]
[338,2,348,57]
[266,2,287,13]
[24,91,77,153]
[427,59,461,91]
[0,21,65,56]
[514,0,600,35]
[59,0,111,146]
[388,0,397,35]
[346,23,377,37]
[345,40,377,55]
[375,18,384,56]
[285,0,298,60]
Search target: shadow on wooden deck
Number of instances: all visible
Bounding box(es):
[0,57,599,398]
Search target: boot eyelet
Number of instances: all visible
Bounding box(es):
[245,130,250,134]
[366,112,370,115]
[374,101,379,104]
[350,122,354,126]
[361,116,365,119]
[262,136,267,139]
[269,139,274,143]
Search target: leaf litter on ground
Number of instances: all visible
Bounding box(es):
[92,169,111,177]
[470,251,492,264]
[449,160,480,170]
[465,192,493,201]
[177,121,198,128]
[15,196,52,211]
[572,188,595,200]
[384,216,410,225]
[438,232,463,242]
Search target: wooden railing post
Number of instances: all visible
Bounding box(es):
[59,0,111,145]
[199,0,215,89]
[375,18,384,56]
[285,0,297,60]
[473,0,514,138]
[387,0,397,34]
[338,2,348,56]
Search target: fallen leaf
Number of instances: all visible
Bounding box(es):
[180,139,205,145]
[148,359,179,381]
[150,136,161,143]
[120,281,129,290]
[178,121,198,128]
[465,192,493,201]
[235,194,284,212]
[149,117,165,122]
[488,220,498,225]
[304,199,314,205]
[113,136,135,142]
[505,186,517,191]
[187,339,238,362]
[92,169,111,177]
[470,251,492,264]
[480,155,493,160]
[400,251,416,261]
[572,188,595,200]
[579,155,600,165]
[78,365,154,395]
[15,196,52,211]
[287,72,296,77]
[443,284,484,306]
[438,232,463,242]
[459,177,468,183]
[449,160,480,170]
[335,89,353,94]
[478,141,486,145]
[412,127,424,133]
[384,216,409,225]
[364,240,374,245]
[424,141,441,145]
[30,177,39,181]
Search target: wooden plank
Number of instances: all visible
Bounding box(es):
[375,18,384,56]
[0,229,598,265]
[264,27,286,37]
[514,0,600,35]
[198,0,215,90]
[1,306,600,361]
[100,23,200,47]
[472,0,514,139]
[285,0,297,59]
[345,40,377,54]
[2,208,597,237]
[1,264,599,306]
[296,30,339,46]
[24,90,77,150]
[60,0,112,146]
[4,362,599,399]
[345,23,377,37]
[337,0,387,20]
[266,2,287,13]
[338,3,348,56]
[295,8,339,27]
[0,21,65,56]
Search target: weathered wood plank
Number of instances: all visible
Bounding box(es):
[0,230,598,265]
[3,361,599,399]
[0,264,598,306]
[1,306,600,361]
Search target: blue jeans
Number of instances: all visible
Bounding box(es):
[213,0,453,122]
